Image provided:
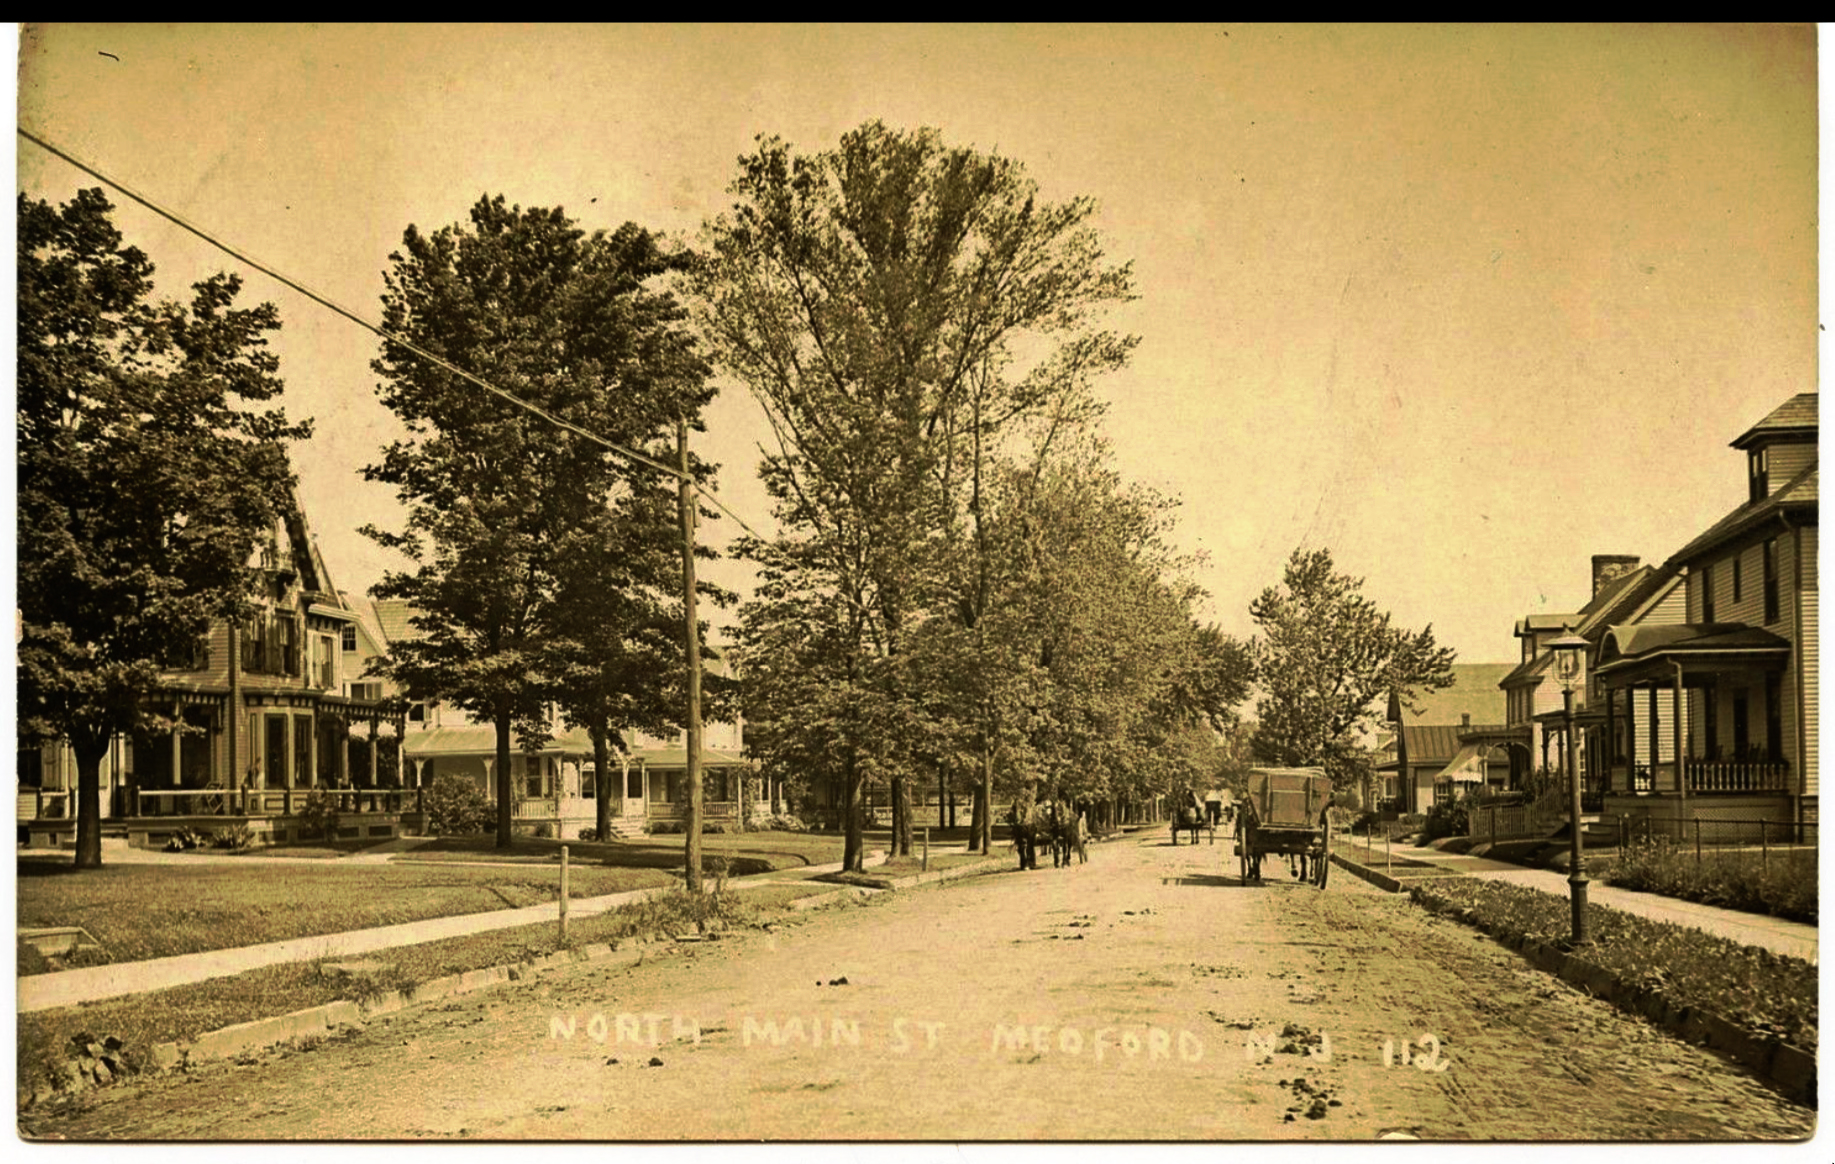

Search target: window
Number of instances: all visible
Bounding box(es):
[1749,448,1769,503]
[1732,555,1743,602]
[1763,538,1779,623]
[348,681,382,702]
[341,624,358,651]
[1703,688,1719,759]
[1700,562,1715,623]
[408,702,427,723]
[316,634,336,689]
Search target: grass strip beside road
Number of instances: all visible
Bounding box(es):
[1410,877,1817,1054]
[408,831,845,874]
[17,856,675,973]
[17,885,800,1099]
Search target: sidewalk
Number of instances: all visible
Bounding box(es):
[18,849,888,1015]
[1390,842,1818,964]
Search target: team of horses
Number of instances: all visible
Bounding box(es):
[1006,799,1088,870]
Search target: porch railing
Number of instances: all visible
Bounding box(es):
[1685,760,1791,794]
[135,786,410,817]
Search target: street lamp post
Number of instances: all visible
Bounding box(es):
[1549,629,1590,944]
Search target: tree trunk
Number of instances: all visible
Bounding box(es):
[72,735,108,869]
[892,774,912,856]
[494,712,514,849]
[593,726,612,841]
[978,744,994,856]
[842,750,865,873]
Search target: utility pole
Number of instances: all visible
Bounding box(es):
[679,417,705,891]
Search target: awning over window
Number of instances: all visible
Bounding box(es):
[1432,744,1490,785]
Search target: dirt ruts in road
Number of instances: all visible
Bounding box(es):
[24,837,1815,1141]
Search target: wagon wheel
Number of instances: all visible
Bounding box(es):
[1313,812,1331,889]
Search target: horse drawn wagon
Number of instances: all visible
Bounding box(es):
[1234,766,1332,888]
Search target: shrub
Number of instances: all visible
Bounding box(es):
[163,826,209,852]
[1423,799,1468,840]
[761,813,807,833]
[210,824,256,851]
[1606,841,1816,924]
[423,773,493,837]
[298,789,341,840]
[528,822,553,840]
[647,820,684,835]
[574,827,599,843]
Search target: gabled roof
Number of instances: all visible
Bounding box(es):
[1577,564,1652,619]
[371,599,425,645]
[1392,663,1512,726]
[1729,393,1817,450]
[1576,567,1669,637]
[1515,613,1579,637]
[1665,462,1818,569]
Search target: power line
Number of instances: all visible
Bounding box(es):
[17,124,765,540]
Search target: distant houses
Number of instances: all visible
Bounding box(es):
[1375,663,1514,815]
[348,597,753,841]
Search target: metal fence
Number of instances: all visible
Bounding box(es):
[1609,815,1816,865]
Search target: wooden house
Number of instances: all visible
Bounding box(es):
[1592,393,1817,829]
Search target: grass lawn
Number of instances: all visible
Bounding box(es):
[409,831,845,873]
[17,885,774,1096]
[17,855,675,972]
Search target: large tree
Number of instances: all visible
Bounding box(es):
[363,196,715,849]
[1248,547,1456,788]
[693,121,1135,866]
[17,188,310,867]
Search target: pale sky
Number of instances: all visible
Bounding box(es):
[12,24,1822,663]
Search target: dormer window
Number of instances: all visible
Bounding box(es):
[1749,448,1769,503]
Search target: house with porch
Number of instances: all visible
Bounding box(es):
[374,600,757,840]
[1499,554,1686,807]
[1591,393,1817,830]
[19,502,408,850]
[1376,663,1514,815]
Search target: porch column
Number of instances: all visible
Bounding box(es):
[483,758,496,807]
[1603,687,1615,791]
[283,713,296,794]
[170,701,183,797]
[1648,687,1660,792]
[369,718,380,784]
[1673,667,1687,811]
[338,716,350,786]
[308,712,319,790]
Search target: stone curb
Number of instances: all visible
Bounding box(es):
[798,854,1012,897]
[1330,851,1461,894]
[1329,852,1405,893]
[1407,885,1816,1108]
[148,939,651,1076]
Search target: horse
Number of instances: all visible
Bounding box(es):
[1234,803,1264,882]
[1047,801,1079,868]
[1170,793,1206,846]
[1008,800,1041,870]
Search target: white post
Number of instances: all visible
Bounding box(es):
[559,845,569,944]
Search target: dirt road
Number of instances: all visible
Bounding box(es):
[24,834,1814,1141]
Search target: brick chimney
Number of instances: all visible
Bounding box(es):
[1461,713,1470,728]
[1592,554,1640,596]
